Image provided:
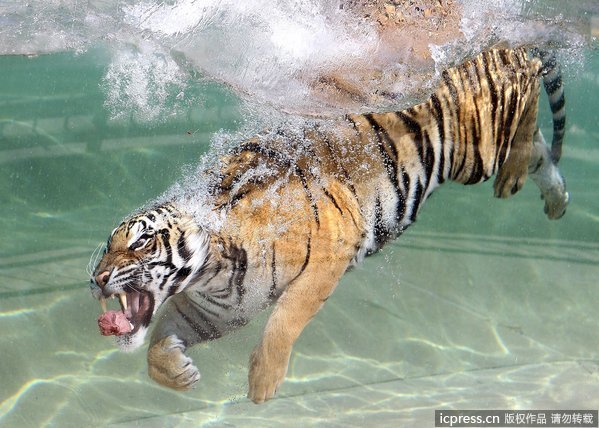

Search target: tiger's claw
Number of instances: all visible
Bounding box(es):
[147,335,200,391]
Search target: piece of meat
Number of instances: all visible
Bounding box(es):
[98,310,132,336]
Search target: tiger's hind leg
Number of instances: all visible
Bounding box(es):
[493,94,538,199]
[528,128,569,219]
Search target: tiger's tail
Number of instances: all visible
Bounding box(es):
[532,48,566,164]
[528,48,569,219]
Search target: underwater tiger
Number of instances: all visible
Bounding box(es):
[90,47,569,404]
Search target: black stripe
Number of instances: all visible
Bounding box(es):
[195,290,232,310]
[410,180,424,223]
[269,244,278,299]
[202,261,222,288]
[297,168,320,227]
[173,301,221,341]
[539,52,566,164]
[112,265,137,279]
[177,233,191,262]
[366,114,400,162]
[227,189,250,209]
[454,68,473,182]
[550,94,565,113]
[493,80,506,169]
[364,113,407,231]
[233,142,292,168]
[221,243,244,299]
[465,96,484,184]
[396,111,423,160]
[429,94,445,137]
[236,248,247,306]
[158,271,175,292]
[159,228,173,265]
[453,115,468,181]
[212,287,232,299]
[145,262,175,293]
[422,130,435,190]
[491,65,507,171]
[397,166,410,225]
[553,116,566,130]
[323,188,343,215]
[441,70,460,178]
[289,234,311,284]
[482,52,499,139]
[363,114,400,188]
[166,283,180,297]
[174,266,191,281]
[146,260,176,270]
[442,70,460,119]
[465,147,484,184]
[472,56,486,92]
[186,297,223,319]
[465,61,479,91]
[544,74,562,95]
[429,94,446,184]
[225,245,247,306]
[498,88,519,170]
[373,196,388,247]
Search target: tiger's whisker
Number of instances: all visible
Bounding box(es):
[87,242,104,277]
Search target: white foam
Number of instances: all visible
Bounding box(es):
[0,0,589,121]
[101,41,187,123]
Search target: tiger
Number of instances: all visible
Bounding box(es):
[90,47,569,404]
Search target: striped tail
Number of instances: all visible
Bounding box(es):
[532,49,566,163]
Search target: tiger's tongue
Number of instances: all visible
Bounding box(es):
[98,310,133,336]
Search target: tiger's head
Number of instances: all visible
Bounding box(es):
[90,204,209,351]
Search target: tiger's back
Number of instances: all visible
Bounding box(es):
[216,48,564,264]
[91,47,569,404]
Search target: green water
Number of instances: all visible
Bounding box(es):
[0,48,598,426]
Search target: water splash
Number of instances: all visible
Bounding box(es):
[0,1,592,121]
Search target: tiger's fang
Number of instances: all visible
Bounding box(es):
[118,294,127,312]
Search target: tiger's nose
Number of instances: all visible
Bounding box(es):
[95,270,111,288]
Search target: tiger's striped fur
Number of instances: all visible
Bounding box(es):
[90,47,569,404]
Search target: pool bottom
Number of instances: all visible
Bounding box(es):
[0,229,597,427]
[112,361,598,427]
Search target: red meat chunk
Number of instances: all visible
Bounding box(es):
[98,311,132,336]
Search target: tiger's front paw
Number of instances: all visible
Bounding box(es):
[147,335,200,391]
[247,343,291,404]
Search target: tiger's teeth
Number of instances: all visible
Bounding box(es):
[100,297,107,313]
[118,294,127,312]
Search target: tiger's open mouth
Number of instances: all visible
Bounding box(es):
[98,288,154,336]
